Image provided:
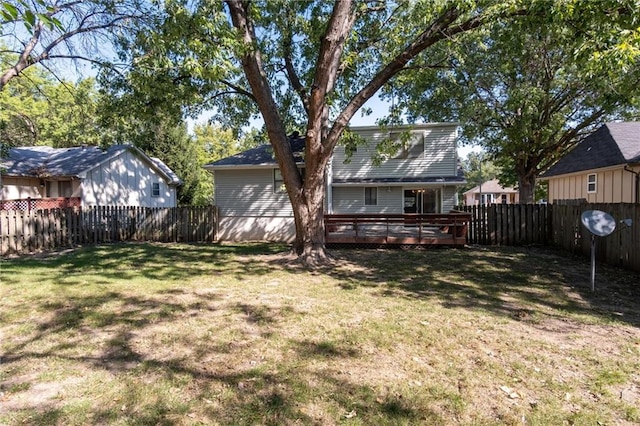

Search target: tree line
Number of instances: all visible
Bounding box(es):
[1,0,639,263]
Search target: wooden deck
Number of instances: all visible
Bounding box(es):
[324,212,471,247]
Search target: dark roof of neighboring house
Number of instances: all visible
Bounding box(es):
[541,122,640,178]
[463,179,518,195]
[1,145,181,185]
[205,135,306,168]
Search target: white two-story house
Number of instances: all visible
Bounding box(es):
[205,123,465,241]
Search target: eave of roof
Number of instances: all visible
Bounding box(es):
[462,179,518,195]
[331,176,465,186]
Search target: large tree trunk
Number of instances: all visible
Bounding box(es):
[518,172,537,204]
[291,172,330,264]
[225,0,506,266]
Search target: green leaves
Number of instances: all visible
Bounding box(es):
[1,2,19,21]
[385,1,640,201]
[1,0,64,32]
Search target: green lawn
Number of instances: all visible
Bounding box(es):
[1,243,639,425]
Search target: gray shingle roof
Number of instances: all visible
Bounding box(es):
[1,145,181,185]
[205,136,306,168]
[542,122,640,178]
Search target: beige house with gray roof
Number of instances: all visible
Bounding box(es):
[539,122,640,204]
[1,145,181,209]
[462,179,519,206]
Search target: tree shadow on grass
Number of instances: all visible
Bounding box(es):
[1,285,432,425]
[320,245,640,329]
[0,242,289,287]
[2,242,639,424]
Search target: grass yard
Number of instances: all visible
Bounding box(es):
[1,243,639,425]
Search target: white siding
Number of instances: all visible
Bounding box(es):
[1,177,43,199]
[332,124,458,180]
[82,150,177,207]
[214,168,295,241]
[218,216,295,242]
[442,186,458,212]
[332,185,459,214]
[332,186,402,214]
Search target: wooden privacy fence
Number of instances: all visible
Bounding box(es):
[462,203,640,273]
[461,204,552,246]
[1,205,217,256]
[550,203,640,273]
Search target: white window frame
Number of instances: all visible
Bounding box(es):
[364,187,378,206]
[587,173,597,193]
[151,182,160,197]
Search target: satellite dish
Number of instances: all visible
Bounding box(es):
[580,210,617,292]
[581,210,616,237]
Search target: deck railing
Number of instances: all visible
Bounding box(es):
[324,212,472,246]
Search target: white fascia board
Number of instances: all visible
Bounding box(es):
[204,162,305,171]
[348,122,460,132]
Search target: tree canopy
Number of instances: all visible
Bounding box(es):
[107,0,549,263]
[384,1,640,202]
[0,0,150,91]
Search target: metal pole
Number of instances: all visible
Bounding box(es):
[590,234,596,292]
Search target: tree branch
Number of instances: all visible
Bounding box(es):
[220,79,256,102]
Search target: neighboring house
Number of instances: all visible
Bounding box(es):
[205,123,465,241]
[463,179,519,206]
[539,122,640,204]
[0,145,182,209]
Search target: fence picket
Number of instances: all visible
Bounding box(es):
[1,203,637,273]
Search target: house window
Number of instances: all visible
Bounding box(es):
[274,168,305,194]
[274,169,286,193]
[390,132,424,159]
[151,182,160,197]
[501,194,507,204]
[59,181,72,198]
[364,187,377,206]
[587,174,597,193]
[45,181,54,197]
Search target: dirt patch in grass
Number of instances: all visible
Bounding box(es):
[1,243,639,425]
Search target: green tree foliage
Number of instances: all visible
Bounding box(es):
[110,0,539,263]
[384,1,640,203]
[460,151,499,194]
[191,124,261,205]
[0,0,150,91]
[0,54,102,151]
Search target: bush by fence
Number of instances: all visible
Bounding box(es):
[1,206,216,255]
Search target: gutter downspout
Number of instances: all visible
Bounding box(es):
[326,157,333,214]
[623,165,640,204]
